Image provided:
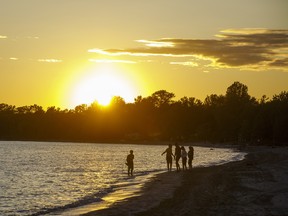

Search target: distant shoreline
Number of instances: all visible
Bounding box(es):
[0,139,246,148]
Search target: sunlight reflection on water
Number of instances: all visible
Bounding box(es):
[0,141,245,215]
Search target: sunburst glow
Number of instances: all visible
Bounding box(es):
[70,64,136,107]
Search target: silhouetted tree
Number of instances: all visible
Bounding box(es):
[151,90,175,108]
[270,91,288,145]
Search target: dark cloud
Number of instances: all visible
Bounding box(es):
[269,58,288,67]
[91,29,288,70]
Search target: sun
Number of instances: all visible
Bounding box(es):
[70,64,136,107]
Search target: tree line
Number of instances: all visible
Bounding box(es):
[1,82,287,146]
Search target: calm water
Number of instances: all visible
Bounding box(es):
[0,141,245,216]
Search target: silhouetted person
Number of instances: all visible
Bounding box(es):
[161,144,174,171]
[188,146,194,170]
[126,150,134,176]
[181,146,188,171]
[175,143,181,172]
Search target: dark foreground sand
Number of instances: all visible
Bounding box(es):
[82,146,288,216]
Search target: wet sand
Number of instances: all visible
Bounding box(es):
[81,146,288,216]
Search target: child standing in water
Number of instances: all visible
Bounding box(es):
[126,150,134,176]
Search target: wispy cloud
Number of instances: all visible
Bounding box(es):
[0,35,39,40]
[88,48,190,57]
[136,39,174,48]
[89,59,136,64]
[90,29,288,70]
[26,36,39,40]
[170,61,198,67]
[38,59,63,63]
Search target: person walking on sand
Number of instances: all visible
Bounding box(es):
[188,146,194,170]
[162,144,174,171]
[181,146,188,171]
[126,150,134,176]
[175,143,181,172]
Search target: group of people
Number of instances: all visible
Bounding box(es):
[161,143,194,172]
[125,143,194,176]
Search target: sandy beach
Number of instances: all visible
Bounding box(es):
[81,146,288,216]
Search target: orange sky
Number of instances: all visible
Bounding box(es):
[0,0,287,109]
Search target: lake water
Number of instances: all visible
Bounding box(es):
[0,141,245,216]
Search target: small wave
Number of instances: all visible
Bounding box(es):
[61,168,86,173]
[31,197,103,216]
[196,151,247,168]
[135,169,164,176]
[230,152,247,162]
[30,189,115,216]
[54,167,94,173]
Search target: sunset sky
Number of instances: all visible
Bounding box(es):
[1,0,287,109]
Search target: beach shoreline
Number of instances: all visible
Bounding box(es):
[79,146,288,216]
